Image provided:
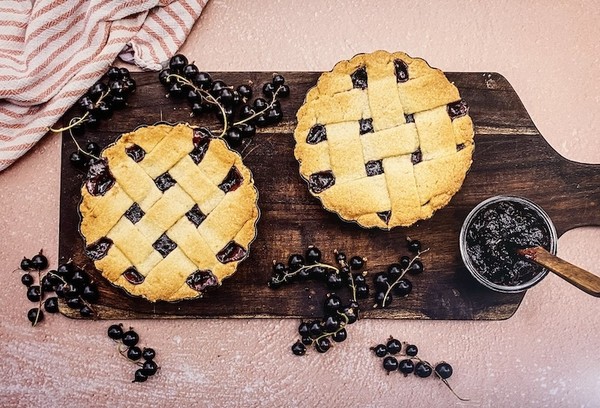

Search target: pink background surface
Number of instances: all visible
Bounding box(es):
[1,1,599,406]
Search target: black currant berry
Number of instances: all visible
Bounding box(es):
[383,356,399,372]
[301,336,313,346]
[122,330,139,347]
[341,305,358,324]
[373,272,389,290]
[372,344,387,358]
[142,348,156,361]
[81,284,99,302]
[21,273,34,287]
[287,254,304,272]
[69,152,87,169]
[237,84,252,100]
[415,361,433,378]
[108,324,124,340]
[305,246,321,264]
[133,369,148,383]
[272,74,285,87]
[323,316,340,332]
[27,308,43,324]
[169,54,188,73]
[44,297,59,313]
[408,260,424,275]
[238,123,256,139]
[71,269,89,288]
[315,337,331,353]
[324,294,342,315]
[56,263,74,280]
[262,82,276,97]
[142,360,158,376]
[335,252,346,264]
[31,253,48,270]
[435,362,453,379]
[405,344,418,357]
[349,256,365,270]
[386,338,402,355]
[375,291,392,307]
[298,322,310,337]
[20,258,33,271]
[277,84,290,97]
[194,72,212,90]
[79,305,94,317]
[41,275,54,292]
[224,127,242,148]
[332,328,347,343]
[399,359,415,375]
[399,255,410,269]
[253,97,268,111]
[292,340,306,356]
[86,142,101,157]
[408,239,422,253]
[394,278,412,297]
[107,67,121,80]
[183,64,199,79]
[66,297,83,309]
[308,321,323,337]
[127,346,142,361]
[326,272,343,289]
[159,69,172,85]
[26,285,41,302]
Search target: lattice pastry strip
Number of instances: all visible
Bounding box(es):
[294,50,475,229]
[80,123,260,302]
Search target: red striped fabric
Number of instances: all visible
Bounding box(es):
[0,0,208,172]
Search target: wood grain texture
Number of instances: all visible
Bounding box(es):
[57,71,600,320]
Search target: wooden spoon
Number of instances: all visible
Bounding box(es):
[517,246,600,297]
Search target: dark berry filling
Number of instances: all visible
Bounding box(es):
[154,172,176,192]
[359,118,374,135]
[351,67,368,89]
[394,59,409,83]
[124,202,144,224]
[152,233,177,258]
[306,124,327,144]
[125,144,146,162]
[308,171,335,194]
[85,237,113,260]
[216,241,247,264]
[123,267,145,285]
[218,166,243,193]
[365,160,384,176]
[465,200,551,286]
[457,143,466,151]
[404,113,415,123]
[447,100,469,120]
[186,269,218,292]
[190,129,211,164]
[377,211,392,224]
[411,149,422,165]
[86,159,115,196]
[185,204,206,227]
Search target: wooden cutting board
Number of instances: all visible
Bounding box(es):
[57,71,600,320]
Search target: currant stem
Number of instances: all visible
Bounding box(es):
[441,378,470,401]
[312,311,349,344]
[272,262,339,284]
[33,268,43,327]
[67,119,100,161]
[48,111,89,133]
[380,248,430,308]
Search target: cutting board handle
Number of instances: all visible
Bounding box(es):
[553,158,600,234]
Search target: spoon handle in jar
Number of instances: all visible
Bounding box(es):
[517,246,600,297]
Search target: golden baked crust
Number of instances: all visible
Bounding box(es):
[79,123,259,302]
[294,50,474,229]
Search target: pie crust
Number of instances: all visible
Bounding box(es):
[79,123,259,302]
[294,50,474,229]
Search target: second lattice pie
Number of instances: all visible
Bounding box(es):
[294,50,474,229]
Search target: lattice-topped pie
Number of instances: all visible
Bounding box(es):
[294,50,474,228]
[79,123,259,302]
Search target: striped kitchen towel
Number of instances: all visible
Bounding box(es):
[0,0,208,172]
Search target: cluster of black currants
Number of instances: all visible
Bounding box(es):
[372,238,428,308]
[159,53,290,148]
[267,245,369,355]
[267,246,367,292]
[108,324,159,383]
[49,67,135,168]
[371,336,467,401]
[291,292,359,355]
[18,252,99,325]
